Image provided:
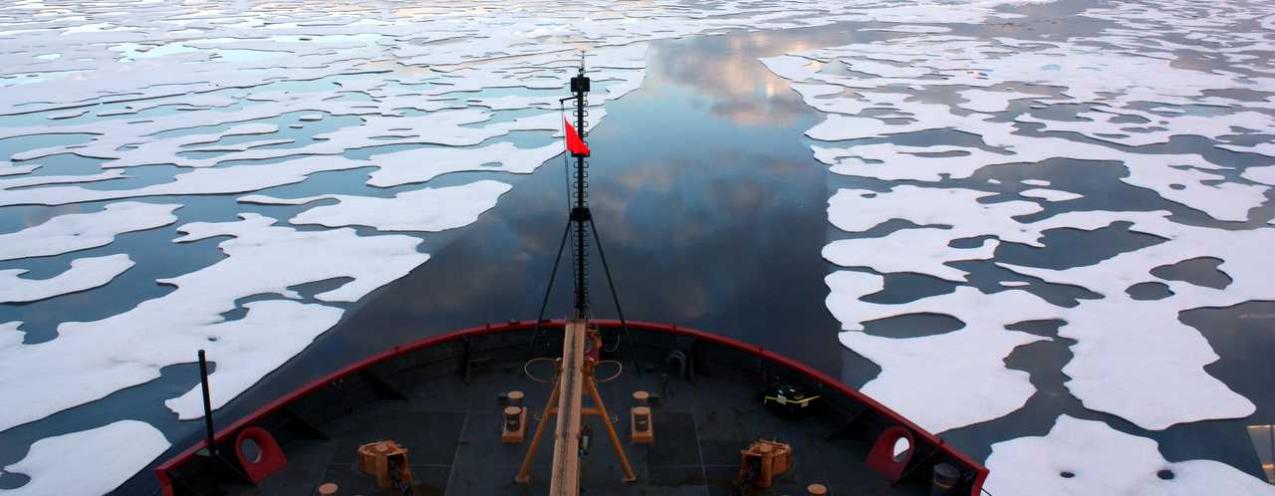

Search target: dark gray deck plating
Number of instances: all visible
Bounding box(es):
[247,362,907,495]
[161,325,969,496]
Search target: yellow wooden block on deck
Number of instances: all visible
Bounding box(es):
[503,406,527,444]
[630,406,653,444]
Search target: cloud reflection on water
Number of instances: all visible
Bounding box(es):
[647,31,825,127]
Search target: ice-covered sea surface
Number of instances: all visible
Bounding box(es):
[761,0,1275,492]
[1,0,1273,494]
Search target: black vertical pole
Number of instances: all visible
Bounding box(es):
[571,63,590,319]
[198,349,216,456]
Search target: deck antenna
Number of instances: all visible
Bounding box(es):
[517,51,640,494]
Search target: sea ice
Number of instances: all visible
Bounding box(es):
[0,156,372,207]
[0,322,21,350]
[364,142,561,188]
[826,182,1263,429]
[95,123,281,169]
[766,34,1273,222]
[0,254,134,304]
[1220,143,1275,159]
[1242,165,1275,186]
[466,94,562,111]
[997,211,1273,429]
[859,25,952,34]
[0,214,429,430]
[0,202,179,260]
[11,0,1271,493]
[985,415,1275,495]
[1016,110,1274,147]
[823,229,999,282]
[242,180,513,233]
[827,271,1049,432]
[0,420,169,496]
[827,186,1045,246]
[958,89,1037,113]
[1020,188,1083,202]
[0,170,125,190]
[813,144,1017,182]
[0,162,40,177]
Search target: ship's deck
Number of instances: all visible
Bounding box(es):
[233,361,915,495]
[159,322,979,496]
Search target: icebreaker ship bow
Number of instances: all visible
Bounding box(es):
[155,56,990,496]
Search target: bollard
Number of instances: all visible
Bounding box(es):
[630,406,653,444]
[502,406,526,444]
[932,463,960,496]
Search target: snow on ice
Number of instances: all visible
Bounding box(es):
[0,420,169,496]
[986,415,1275,495]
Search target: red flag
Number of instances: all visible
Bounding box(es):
[563,117,590,157]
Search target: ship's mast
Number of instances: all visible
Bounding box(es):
[530,54,634,354]
[569,58,590,318]
[517,54,639,494]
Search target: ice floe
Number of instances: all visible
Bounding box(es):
[1222,143,1275,159]
[0,170,125,190]
[986,415,1275,495]
[1243,165,1275,186]
[793,4,1275,440]
[1020,188,1083,202]
[808,110,1264,221]
[242,180,513,233]
[824,228,999,282]
[0,163,41,177]
[813,143,1017,182]
[0,322,22,350]
[958,88,1037,113]
[365,142,562,188]
[827,271,1049,433]
[0,156,371,207]
[1016,109,1275,147]
[827,186,1045,247]
[998,210,1275,429]
[825,182,1267,430]
[859,25,952,34]
[765,33,1273,221]
[0,254,134,304]
[93,123,282,169]
[0,420,170,496]
[0,213,429,430]
[0,202,179,260]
